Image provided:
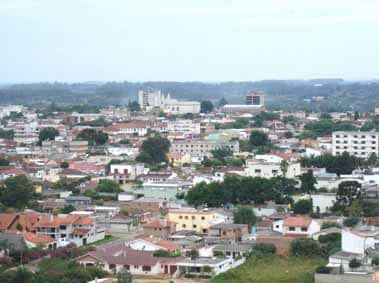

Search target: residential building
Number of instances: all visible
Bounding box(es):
[273,216,320,237]
[208,223,249,242]
[143,219,177,240]
[332,131,379,158]
[170,139,239,158]
[167,208,229,234]
[110,163,146,184]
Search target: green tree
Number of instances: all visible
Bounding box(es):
[368,153,378,167]
[117,267,133,283]
[343,217,360,227]
[249,131,270,147]
[0,129,14,140]
[336,181,361,207]
[290,238,321,257]
[0,175,35,209]
[211,147,233,160]
[38,127,59,145]
[77,129,108,146]
[136,134,170,165]
[60,205,76,214]
[218,97,228,107]
[96,179,122,193]
[0,157,10,166]
[293,199,313,215]
[128,101,141,112]
[200,100,214,113]
[60,161,69,169]
[299,170,317,194]
[233,206,257,229]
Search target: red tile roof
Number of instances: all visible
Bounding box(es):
[22,232,56,244]
[142,237,179,251]
[283,216,312,228]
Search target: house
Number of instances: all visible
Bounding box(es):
[167,208,229,234]
[213,243,253,259]
[273,216,320,237]
[177,257,241,277]
[166,152,192,167]
[0,166,27,181]
[59,168,88,180]
[35,214,104,247]
[142,180,192,201]
[0,212,40,232]
[143,219,177,240]
[110,163,145,184]
[208,223,249,242]
[76,242,182,277]
[64,196,92,206]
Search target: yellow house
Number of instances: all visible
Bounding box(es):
[167,208,225,234]
[166,152,191,167]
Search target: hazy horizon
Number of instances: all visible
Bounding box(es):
[1,0,379,82]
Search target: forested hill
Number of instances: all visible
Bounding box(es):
[0,80,379,112]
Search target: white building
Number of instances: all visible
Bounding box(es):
[244,154,301,179]
[166,119,201,136]
[170,139,239,158]
[110,163,146,184]
[138,89,200,114]
[332,131,379,159]
[273,216,320,237]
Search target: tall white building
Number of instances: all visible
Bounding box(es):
[332,131,379,158]
[137,89,200,114]
[223,91,265,115]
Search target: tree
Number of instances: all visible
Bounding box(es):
[336,181,361,207]
[60,162,69,169]
[349,258,361,269]
[280,160,289,177]
[284,131,293,139]
[60,205,75,214]
[234,206,257,229]
[249,131,270,147]
[218,97,228,107]
[0,157,10,166]
[293,199,313,215]
[0,175,35,209]
[368,153,378,167]
[211,147,233,160]
[200,100,214,113]
[290,238,321,257]
[117,267,133,283]
[38,127,59,145]
[186,249,199,259]
[77,129,108,146]
[96,179,122,193]
[343,217,360,227]
[347,200,363,217]
[128,101,141,112]
[0,129,14,140]
[299,170,317,194]
[136,134,170,165]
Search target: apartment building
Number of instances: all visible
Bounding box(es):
[110,163,146,184]
[167,208,228,234]
[170,139,239,158]
[332,131,379,158]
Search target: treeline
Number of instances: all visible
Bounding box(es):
[186,176,297,207]
[300,153,366,175]
[1,81,379,111]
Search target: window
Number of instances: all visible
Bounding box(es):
[301,227,307,232]
[201,216,205,220]
[185,216,189,219]
[182,224,186,228]
[289,227,295,231]
[193,225,197,228]
[142,266,151,272]
[192,216,196,220]
[124,265,130,270]
[202,229,208,233]
[179,216,183,219]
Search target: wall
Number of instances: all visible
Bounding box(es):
[315,273,371,283]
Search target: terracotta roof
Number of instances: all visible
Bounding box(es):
[0,212,40,232]
[143,237,179,251]
[73,228,90,236]
[143,220,175,229]
[35,215,86,228]
[367,217,379,226]
[22,232,56,244]
[60,168,87,176]
[283,216,312,227]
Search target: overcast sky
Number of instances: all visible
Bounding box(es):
[1,0,379,82]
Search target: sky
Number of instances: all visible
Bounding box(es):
[1,0,379,82]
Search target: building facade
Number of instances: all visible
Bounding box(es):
[332,131,379,158]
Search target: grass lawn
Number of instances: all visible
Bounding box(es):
[211,255,326,283]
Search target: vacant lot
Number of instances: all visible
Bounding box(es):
[210,255,325,283]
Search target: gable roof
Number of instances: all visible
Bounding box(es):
[283,216,312,228]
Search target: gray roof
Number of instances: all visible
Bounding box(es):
[210,223,247,230]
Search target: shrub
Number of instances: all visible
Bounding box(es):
[253,243,276,255]
[316,265,332,274]
[373,256,379,266]
[343,217,360,227]
[290,239,322,257]
[321,222,341,229]
[349,258,361,269]
[318,233,341,244]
